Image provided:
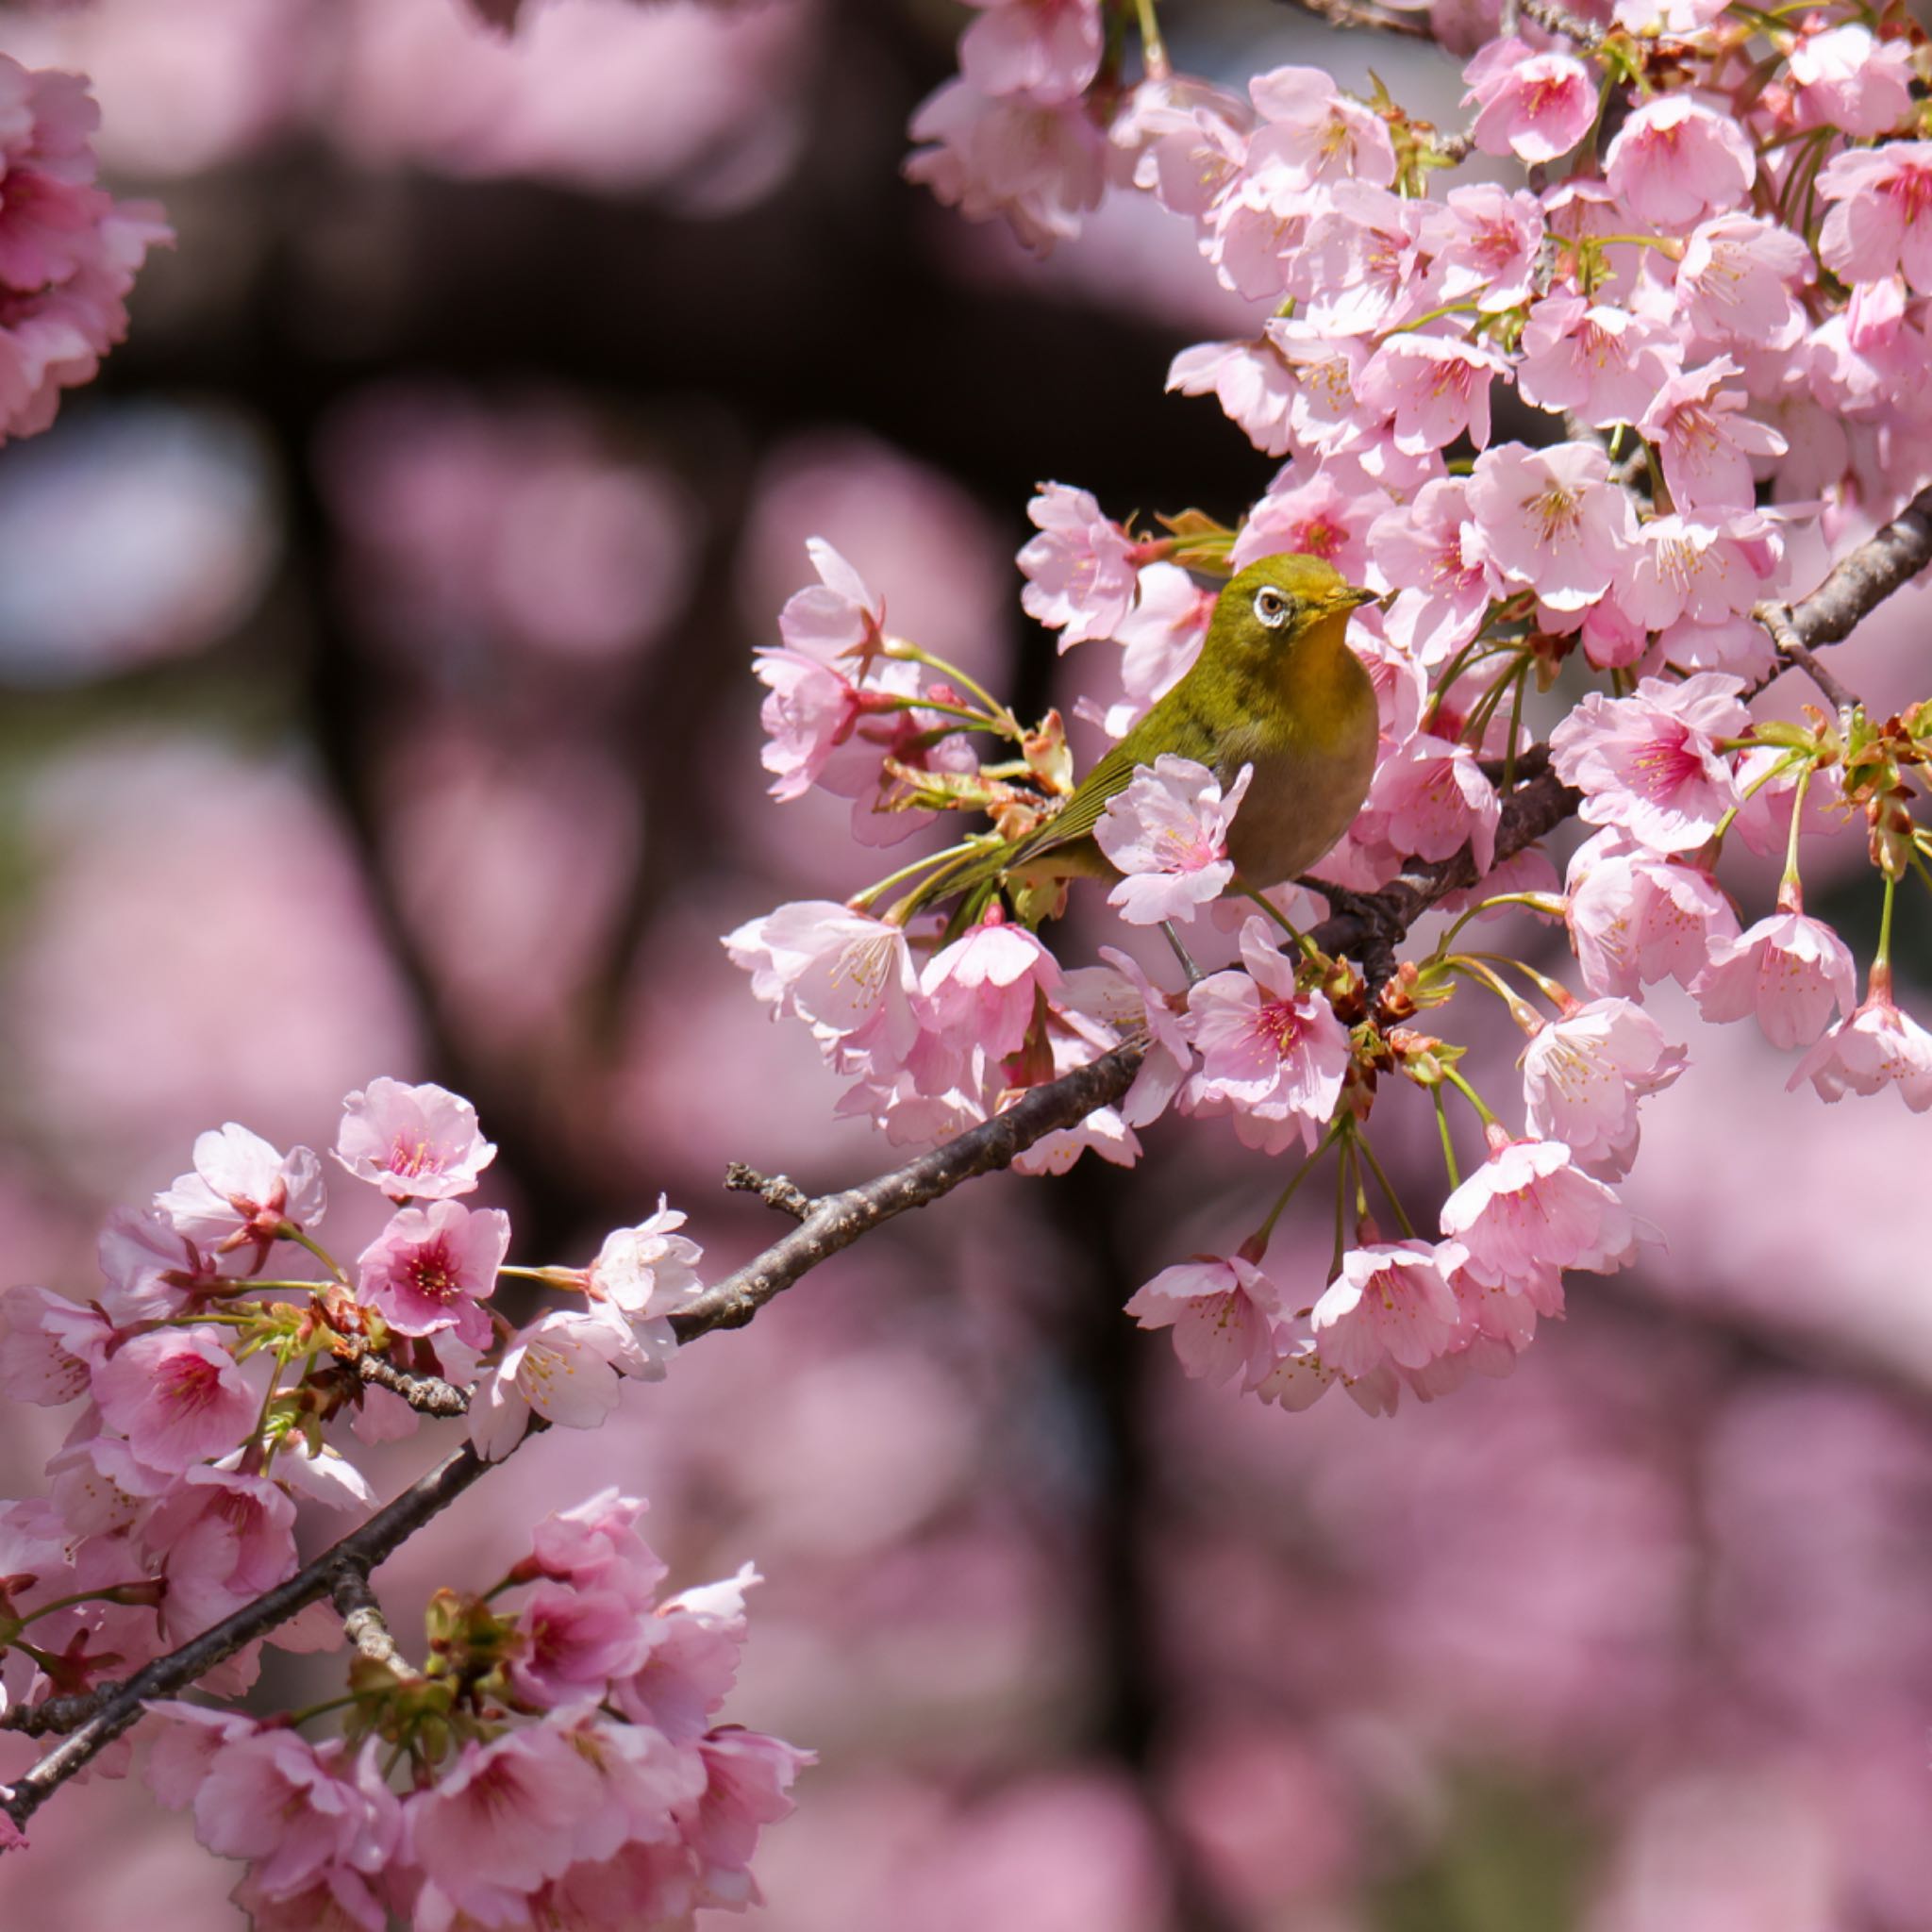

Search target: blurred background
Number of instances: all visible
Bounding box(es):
[0,0,1929,1926]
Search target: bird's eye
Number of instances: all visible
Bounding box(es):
[1253,587,1291,629]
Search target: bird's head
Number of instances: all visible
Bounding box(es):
[1212,554,1376,667]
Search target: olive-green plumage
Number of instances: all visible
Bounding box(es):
[911,553,1380,926]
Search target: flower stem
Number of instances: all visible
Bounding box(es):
[1443,1063,1500,1129]
[1250,1117,1345,1251]
[850,839,991,914]
[1434,1089,1462,1191]
[1875,869,1897,976]
[286,1228,348,1285]
[1239,882,1321,963]
[1354,1127,1417,1239]
[1134,0,1170,77]
[1777,761,1815,912]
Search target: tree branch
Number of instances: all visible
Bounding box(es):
[328,1562,400,1669]
[10,489,1932,1840]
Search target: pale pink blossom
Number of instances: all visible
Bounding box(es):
[1167,335,1299,458]
[1788,23,1915,137]
[1603,96,1757,231]
[585,1200,704,1326]
[145,1466,298,1640]
[1246,65,1396,192]
[355,1199,508,1347]
[1468,441,1635,610]
[1463,39,1596,164]
[91,1327,258,1472]
[1548,672,1747,853]
[905,79,1108,254]
[96,1205,223,1323]
[1789,980,1932,1110]
[724,900,921,1072]
[469,1308,651,1460]
[1080,561,1212,737]
[1692,910,1857,1049]
[775,536,887,666]
[1262,322,1374,456]
[1357,333,1509,455]
[1291,183,1431,338]
[1364,734,1500,873]
[1637,359,1788,512]
[1180,916,1351,1153]
[334,1077,496,1202]
[1124,1253,1282,1388]
[0,1283,112,1404]
[45,1432,169,1537]
[1090,946,1195,1126]
[407,1724,607,1906]
[685,1728,813,1901]
[1254,1312,1341,1410]
[1312,1241,1465,1378]
[1017,481,1138,646]
[1521,997,1687,1179]
[526,1489,668,1607]
[228,1869,385,1932]
[558,1711,706,1865]
[958,0,1102,104]
[616,1563,759,1741]
[1818,142,1932,291]
[1229,461,1380,577]
[1095,755,1252,924]
[1674,215,1813,351]
[1515,297,1683,430]
[1439,1132,1647,1298]
[1369,478,1500,665]
[1424,184,1544,311]
[1613,513,1783,633]
[917,915,1064,1062]
[1563,830,1740,998]
[154,1123,325,1262]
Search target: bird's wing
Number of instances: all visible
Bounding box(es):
[1003,739,1141,863]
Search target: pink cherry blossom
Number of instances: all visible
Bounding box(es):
[507,1582,655,1709]
[904,79,1107,254]
[958,0,1102,105]
[1312,1241,1466,1378]
[1692,909,1857,1050]
[1017,481,1138,646]
[775,536,887,666]
[584,1201,704,1328]
[1364,734,1501,873]
[154,1123,326,1263]
[1180,917,1351,1153]
[1674,215,1813,351]
[1439,1132,1647,1298]
[468,1307,651,1460]
[616,1563,758,1741]
[1291,183,1431,338]
[91,1328,258,1473]
[1246,65,1396,192]
[1549,672,1747,854]
[334,1077,497,1202]
[1357,333,1509,455]
[146,1467,298,1641]
[1515,297,1683,431]
[1637,358,1787,512]
[685,1728,813,1900]
[1263,322,1374,455]
[96,1206,224,1323]
[1167,335,1300,458]
[0,1283,112,1404]
[527,1490,669,1606]
[558,1711,707,1866]
[724,900,922,1072]
[1094,754,1252,924]
[355,1199,508,1348]
[1425,184,1544,311]
[1463,39,1596,165]
[1521,997,1688,1179]
[228,1869,385,1932]
[1089,946,1195,1127]
[1468,441,1635,610]
[1083,561,1213,737]
[1124,1253,1283,1389]
[1789,979,1932,1110]
[1603,95,1757,231]
[1818,142,1932,292]
[407,1724,607,1907]
[1228,461,1380,577]
[918,915,1064,1062]
[1369,478,1500,665]
[1613,513,1783,634]
[1563,830,1740,998]
[1788,23,1915,137]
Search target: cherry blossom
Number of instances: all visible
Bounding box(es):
[1817,142,1932,292]
[1790,979,1932,1111]
[334,1078,497,1202]
[1693,911,1858,1051]
[1311,1241,1465,1379]
[1093,755,1252,924]
[1468,441,1635,609]
[155,1124,326,1264]
[1017,482,1139,645]
[1462,40,1596,165]
[90,1328,259,1474]
[958,0,1103,105]
[1124,1253,1282,1389]
[1637,359,1788,512]
[1520,997,1688,1179]
[356,1199,509,1348]
[1602,96,1756,231]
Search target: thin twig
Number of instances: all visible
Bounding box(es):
[1752,601,1861,715]
[723,1163,815,1222]
[1276,0,1436,37]
[345,1347,471,1419]
[327,1562,401,1669]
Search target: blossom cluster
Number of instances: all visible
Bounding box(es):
[145,1491,808,1931]
[0,54,167,442]
[0,1081,803,1922]
[735,0,1932,1416]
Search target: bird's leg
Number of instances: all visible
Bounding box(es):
[1159,921,1206,985]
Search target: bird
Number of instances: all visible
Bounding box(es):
[903,552,1380,930]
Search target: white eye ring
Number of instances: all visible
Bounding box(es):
[1253,587,1291,629]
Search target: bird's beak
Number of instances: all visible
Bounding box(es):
[1338,587,1378,613]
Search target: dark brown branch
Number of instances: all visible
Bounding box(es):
[346,1347,471,1419]
[723,1163,815,1223]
